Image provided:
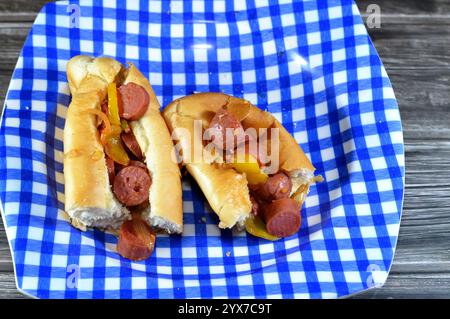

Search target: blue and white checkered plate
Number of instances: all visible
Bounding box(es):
[0,0,404,298]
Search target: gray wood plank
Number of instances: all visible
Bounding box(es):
[390,242,450,274]
[0,273,27,299]
[0,221,12,273]
[0,0,48,22]
[0,25,30,74]
[368,28,450,70]
[353,273,450,299]
[356,0,450,16]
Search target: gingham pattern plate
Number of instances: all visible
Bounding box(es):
[0,0,404,298]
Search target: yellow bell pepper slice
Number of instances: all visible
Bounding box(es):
[245,215,280,241]
[232,154,260,173]
[100,83,130,165]
[107,82,121,126]
[231,154,268,185]
[102,130,130,166]
[245,171,269,185]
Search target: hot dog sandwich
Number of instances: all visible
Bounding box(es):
[64,55,182,260]
[163,92,319,240]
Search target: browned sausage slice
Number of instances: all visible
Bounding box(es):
[129,160,148,171]
[121,130,143,159]
[105,156,115,185]
[114,160,147,174]
[255,173,292,202]
[113,166,151,206]
[114,162,125,174]
[207,107,245,152]
[128,199,150,213]
[117,215,156,261]
[250,195,260,216]
[263,198,301,238]
[101,99,108,114]
[118,83,150,121]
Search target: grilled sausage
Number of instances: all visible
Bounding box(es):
[250,195,260,216]
[207,107,245,152]
[121,130,143,159]
[255,172,292,202]
[117,216,156,261]
[113,166,151,206]
[262,198,301,237]
[128,160,148,171]
[105,156,115,185]
[118,83,150,121]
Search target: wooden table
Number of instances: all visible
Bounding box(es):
[0,0,449,299]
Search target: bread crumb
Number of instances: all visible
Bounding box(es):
[226,251,231,257]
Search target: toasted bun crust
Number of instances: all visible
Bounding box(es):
[64,56,183,233]
[187,163,251,229]
[163,92,315,229]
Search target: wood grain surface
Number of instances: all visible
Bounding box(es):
[0,0,449,299]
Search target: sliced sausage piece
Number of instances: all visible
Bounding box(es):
[255,172,292,202]
[206,107,245,152]
[250,195,260,216]
[115,160,147,174]
[113,166,151,206]
[117,216,156,261]
[118,83,149,121]
[263,198,301,238]
[129,160,148,171]
[105,156,115,185]
[121,130,143,159]
[128,199,150,213]
[114,162,125,174]
[101,99,108,114]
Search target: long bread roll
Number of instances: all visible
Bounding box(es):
[64,55,182,233]
[163,92,315,230]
